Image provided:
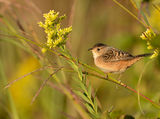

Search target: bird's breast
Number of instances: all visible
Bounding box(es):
[94,56,141,73]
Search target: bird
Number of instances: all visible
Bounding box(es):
[88,43,152,75]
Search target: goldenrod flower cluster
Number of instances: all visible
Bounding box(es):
[140,28,159,59]
[38,10,72,52]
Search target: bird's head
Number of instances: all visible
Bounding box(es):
[88,43,108,58]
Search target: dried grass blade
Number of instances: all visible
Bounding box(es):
[4,66,55,89]
[31,67,63,104]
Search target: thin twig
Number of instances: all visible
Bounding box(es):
[59,111,76,119]
[4,66,55,89]
[83,71,160,109]
[111,0,148,28]
[36,76,81,103]
[31,67,63,104]
[129,0,151,28]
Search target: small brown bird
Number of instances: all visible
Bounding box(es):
[88,43,152,74]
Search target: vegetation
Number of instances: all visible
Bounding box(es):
[0,0,160,119]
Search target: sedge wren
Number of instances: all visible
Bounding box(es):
[88,43,152,74]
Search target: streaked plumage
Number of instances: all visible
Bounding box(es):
[89,43,152,73]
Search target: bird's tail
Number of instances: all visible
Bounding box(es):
[125,53,152,69]
[135,53,153,58]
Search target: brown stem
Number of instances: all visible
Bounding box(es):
[53,49,160,109]
[7,34,159,109]
[4,66,56,89]
[83,71,160,109]
[31,67,63,104]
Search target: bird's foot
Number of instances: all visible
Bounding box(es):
[116,74,122,89]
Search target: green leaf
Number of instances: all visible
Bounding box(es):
[68,59,83,81]
[74,78,88,93]
[74,91,90,104]
[70,62,79,72]
[85,103,95,114]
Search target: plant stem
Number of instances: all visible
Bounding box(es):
[83,71,160,109]
[111,0,148,28]
[6,33,160,109]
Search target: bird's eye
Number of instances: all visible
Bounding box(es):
[97,48,100,51]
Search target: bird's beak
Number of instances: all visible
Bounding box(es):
[88,48,93,51]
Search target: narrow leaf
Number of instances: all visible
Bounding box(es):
[85,103,95,114]
[79,81,88,93]
[74,91,90,104]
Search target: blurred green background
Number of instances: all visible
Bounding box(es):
[0,0,160,119]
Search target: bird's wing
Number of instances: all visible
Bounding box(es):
[102,47,133,62]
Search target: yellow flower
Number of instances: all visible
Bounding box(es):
[38,10,72,49]
[147,46,153,50]
[150,49,159,59]
[140,28,159,58]
[140,28,155,40]
[140,33,147,40]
